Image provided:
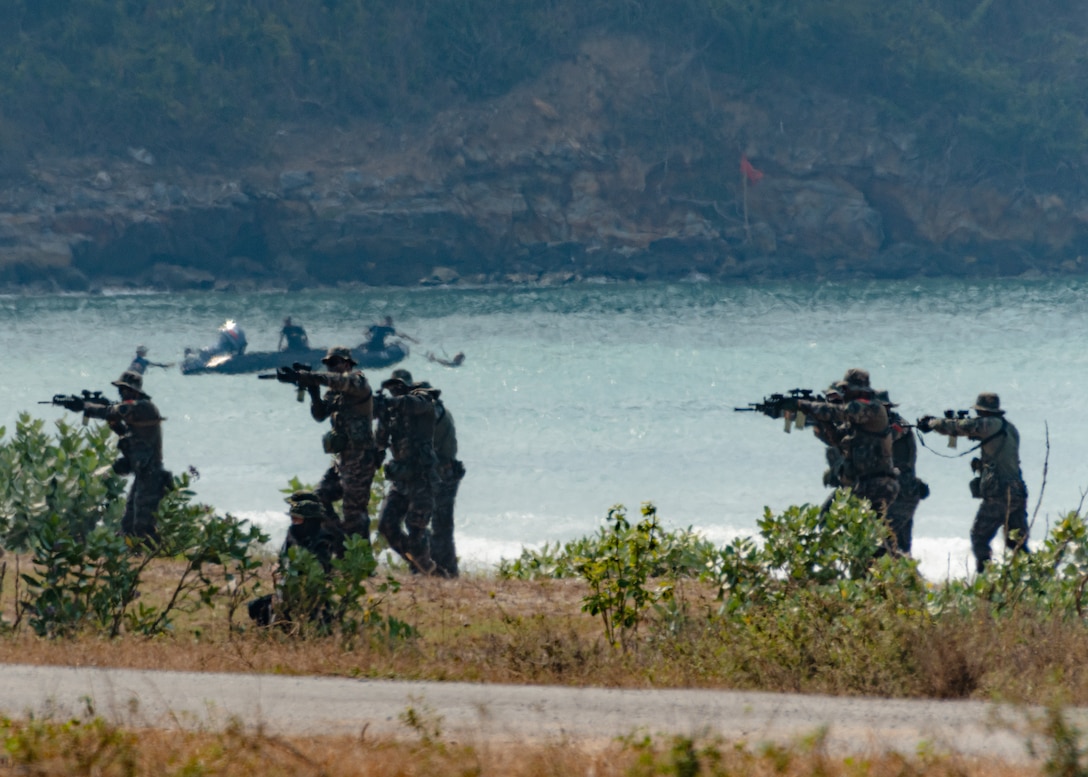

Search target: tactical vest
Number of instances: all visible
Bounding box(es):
[327,384,375,450]
[110,399,164,468]
[386,389,437,464]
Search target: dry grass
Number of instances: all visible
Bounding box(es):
[5,554,1088,709]
[0,719,1045,777]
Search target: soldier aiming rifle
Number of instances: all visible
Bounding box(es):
[43,371,170,541]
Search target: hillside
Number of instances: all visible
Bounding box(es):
[3,1,1088,289]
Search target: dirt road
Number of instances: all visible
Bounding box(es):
[0,663,1069,761]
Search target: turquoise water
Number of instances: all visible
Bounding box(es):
[2,278,1086,579]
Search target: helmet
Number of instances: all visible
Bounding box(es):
[111,370,147,396]
[285,491,325,520]
[322,346,356,366]
[972,392,1004,414]
[391,368,413,384]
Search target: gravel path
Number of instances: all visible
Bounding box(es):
[0,663,1070,761]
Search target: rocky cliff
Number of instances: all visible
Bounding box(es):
[4,36,1087,293]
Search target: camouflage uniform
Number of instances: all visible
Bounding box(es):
[795,369,900,543]
[376,376,439,574]
[84,370,171,541]
[430,390,464,577]
[879,391,929,556]
[248,492,342,626]
[921,393,1029,572]
[307,347,380,541]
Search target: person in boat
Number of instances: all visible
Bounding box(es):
[197,320,248,361]
[217,319,247,355]
[128,345,173,374]
[425,351,465,368]
[363,315,418,352]
[278,317,310,352]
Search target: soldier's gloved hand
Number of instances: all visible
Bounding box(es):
[917,415,936,432]
[275,366,296,384]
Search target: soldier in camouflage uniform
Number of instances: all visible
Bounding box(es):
[876,390,929,556]
[247,491,342,626]
[304,346,381,542]
[83,370,171,541]
[918,393,1030,572]
[376,373,439,574]
[783,368,900,547]
[405,371,465,578]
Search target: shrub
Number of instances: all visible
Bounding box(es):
[0,414,126,551]
[498,515,716,581]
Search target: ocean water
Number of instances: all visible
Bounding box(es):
[2,278,1086,580]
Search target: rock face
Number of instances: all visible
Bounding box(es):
[2,35,1087,291]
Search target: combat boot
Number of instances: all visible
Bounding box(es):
[406,530,437,576]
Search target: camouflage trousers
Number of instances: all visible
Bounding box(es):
[971,481,1030,573]
[315,448,380,539]
[378,465,437,574]
[122,466,171,542]
[432,460,465,578]
[884,496,919,556]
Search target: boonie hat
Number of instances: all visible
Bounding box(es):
[972,392,1004,414]
[111,370,148,397]
[322,346,356,366]
[391,368,413,384]
[842,368,871,388]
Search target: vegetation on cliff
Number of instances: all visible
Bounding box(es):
[1,0,1085,171]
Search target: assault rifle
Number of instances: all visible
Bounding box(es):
[734,388,827,433]
[39,389,108,424]
[942,408,971,448]
[258,362,315,402]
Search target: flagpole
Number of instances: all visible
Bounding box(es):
[742,166,750,243]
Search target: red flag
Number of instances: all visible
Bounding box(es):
[740,155,764,183]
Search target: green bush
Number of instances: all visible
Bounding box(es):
[273,535,415,646]
[14,472,269,639]
[573,503,685,650]
[1,417,269,638]
[498,514,716,581]
[0,414,126,551]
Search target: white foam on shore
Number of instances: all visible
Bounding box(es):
[235,511,982,581]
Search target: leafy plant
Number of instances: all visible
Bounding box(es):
[498,519,715,580]
[272,535,412,645]
[574,503,677,650]
[0,414,126,552]
[12,454,269,635]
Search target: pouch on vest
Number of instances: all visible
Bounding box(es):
[322,430,348,454]
[969,476,982,499]
[979,465,1005,499]
[384,459,414,482]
